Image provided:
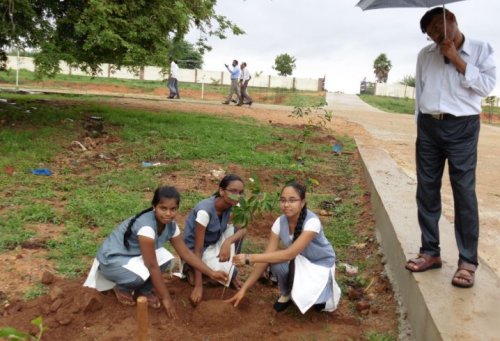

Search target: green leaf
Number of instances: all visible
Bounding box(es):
[0,327,29,339]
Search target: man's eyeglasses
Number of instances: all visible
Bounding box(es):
[279,198,301,205]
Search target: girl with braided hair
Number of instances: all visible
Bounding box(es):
[84,186,227,319]
[227,181,341,314]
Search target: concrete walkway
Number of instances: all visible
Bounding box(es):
[326,93,500,341]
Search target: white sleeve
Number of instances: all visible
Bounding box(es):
[195,210,210,227]
[271,218,281,235]
[137,226,156,239]
[172,223,181,238]
[303,217,321,234]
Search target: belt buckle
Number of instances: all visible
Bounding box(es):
[431,113,444,120]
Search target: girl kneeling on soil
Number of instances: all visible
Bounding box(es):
[226,181,341,314]
[84,186,227,318]
[182,174,247,305]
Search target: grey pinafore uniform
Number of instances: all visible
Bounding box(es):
[270,210,336,304]
[96,210,177,293]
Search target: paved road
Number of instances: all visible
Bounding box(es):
[326,92,500,278]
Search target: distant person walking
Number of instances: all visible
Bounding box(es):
[405,7,496,289]
[222,60,241,105]
[237,62,253,106]
[168,59,180,99]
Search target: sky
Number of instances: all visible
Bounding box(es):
[186,0,500,96]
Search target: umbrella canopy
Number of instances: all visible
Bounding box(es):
[356,0,465,10]
[356,0,466,63]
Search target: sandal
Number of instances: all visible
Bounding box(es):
[113,287,136,306]
[451,262,476,288]
[405,253,442,272]
[143,292,161,309]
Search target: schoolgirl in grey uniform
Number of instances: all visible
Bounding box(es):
[85,186,227,318]
[227,181,341,313]
[183,174,247,306]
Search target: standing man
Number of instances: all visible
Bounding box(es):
[222,59,240,105]
[237,62,253,106]
[168,59,180,99]
[405,7,496,289]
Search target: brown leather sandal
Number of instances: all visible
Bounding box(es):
[405,253,442,272]
[144,292,161,309]
[113,287,136,306]
[451,262,476,288]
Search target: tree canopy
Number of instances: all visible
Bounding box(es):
[0,0,243,75]
[273,53,296,76]
[373,53,392,83]
[170,40,203,69]
[400,74,416,87]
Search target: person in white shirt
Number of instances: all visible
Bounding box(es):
[222,59,241,104]
[168,59,180,99]
[405,7,496,289]
[237,62,253,106]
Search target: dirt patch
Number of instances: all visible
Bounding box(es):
[0,246,396,341]
[0,91,399,340]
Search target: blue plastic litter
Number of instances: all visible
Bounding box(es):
[333,143,343,154]
[142,161,163,167]
[32,168,53,176]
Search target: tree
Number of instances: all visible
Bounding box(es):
[170,40,203,69]
[1,0,47,71]
[273,53,296,76]
[400,74,416,87]
[373,53,392,83]
[0,1,243,76]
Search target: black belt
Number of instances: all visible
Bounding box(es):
[422,113,471,120]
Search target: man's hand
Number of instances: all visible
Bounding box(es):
[440,38,458,61]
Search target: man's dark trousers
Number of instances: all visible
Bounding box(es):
[416,113,480,266]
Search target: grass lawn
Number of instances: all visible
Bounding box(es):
[0,92,358,278]
[359,94,500,119]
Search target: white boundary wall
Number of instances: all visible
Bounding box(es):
[374,82,499,107]
[5,56,323,91]
[375,83,416,99]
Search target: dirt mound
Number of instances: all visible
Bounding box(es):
[0,266,396,340]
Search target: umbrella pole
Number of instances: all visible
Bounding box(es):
[443,4,447,39]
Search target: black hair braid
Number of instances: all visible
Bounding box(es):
[292,205,308,242]
[286,205,308,292]
[123,207,153,249]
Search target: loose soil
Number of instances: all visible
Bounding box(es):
[0,86,399,340]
